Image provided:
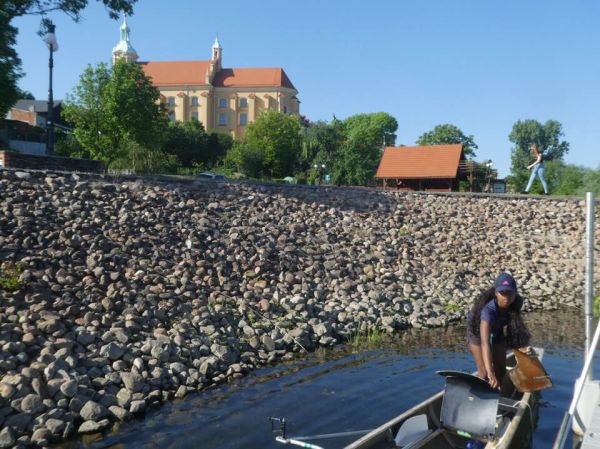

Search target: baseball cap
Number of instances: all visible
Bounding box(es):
[495,272,517,293]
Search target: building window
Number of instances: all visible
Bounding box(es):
[283,106,288,113]
[191,96,199,106]
[239,98,248,108]
[239,113,248,126]
[167,96,176,107]
[218,112,227,126]
[168,111,176,121]
[219,98,228,108]
[191,111,199,121]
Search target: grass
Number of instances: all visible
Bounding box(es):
[0,262,25,292]
[351,326,384,349]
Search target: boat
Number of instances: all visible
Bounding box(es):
[272,348,548,449]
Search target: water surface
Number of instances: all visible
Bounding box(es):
[58,307,592,449]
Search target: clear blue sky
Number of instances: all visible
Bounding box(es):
[12,0,600,177]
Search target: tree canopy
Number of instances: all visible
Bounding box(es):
[416,123,478,158]
[508,119,570,190]
[227,110,303,178]
[332,112,398,185]
[0,11,22,119]
[62,61,167,165]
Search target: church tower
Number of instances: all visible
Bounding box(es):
[211,36,222,71]
[206,36,222,83]
[112,16,138,64]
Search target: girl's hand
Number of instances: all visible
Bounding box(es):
[487,373,500,390]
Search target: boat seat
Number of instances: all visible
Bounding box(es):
[394,414,432,448]
[437,371,500,442]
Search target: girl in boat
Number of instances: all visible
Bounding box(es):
[467,272,531,389]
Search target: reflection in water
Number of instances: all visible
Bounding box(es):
[54,307,588,449]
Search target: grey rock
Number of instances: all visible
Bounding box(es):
[79,401,107,421]
[78,419,111,434]
[20,394,44,414]
[129,400,146,415]
[0,427,15,448]
[120,371,144,393]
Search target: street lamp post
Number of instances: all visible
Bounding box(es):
[43,21,58,155]
[313,163,326,185]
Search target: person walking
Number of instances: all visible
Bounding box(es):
[524,143,549,194]
[467,272,531,389]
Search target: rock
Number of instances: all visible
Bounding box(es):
[108,405,130,421]
[79,401,107,421]
[60,380,78,398]
[100,342,126,360]
[0,383,16,399]
[120,372,144,393]
[129,400,146,414]
[20,394,44,414]
[45,418,66,435]
[0,427,15,448]
[78,419,111,434]
[31,428,51,446]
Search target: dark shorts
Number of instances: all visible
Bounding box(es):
[466,328,506,346]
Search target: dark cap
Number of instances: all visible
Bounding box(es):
[495,272,517,293]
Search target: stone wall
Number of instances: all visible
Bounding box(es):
[0,152,105,173]
[0,168,598,447]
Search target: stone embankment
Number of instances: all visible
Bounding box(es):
[0,169,598,448]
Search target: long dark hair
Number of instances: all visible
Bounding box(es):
[469,287,531,348]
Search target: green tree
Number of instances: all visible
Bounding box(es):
[15,87,34,100]
[580,167,600,196]
[1,0,136,119]
[61,63,113,161]
[236,110,303,178]
[332,112,398,185]
[508,119,570,191]
[542,160,587,196]
[62,61,167,166]
[416,123,478,158]
[0,11,21,119]
[300,119,344,179]
[163,120,208,167]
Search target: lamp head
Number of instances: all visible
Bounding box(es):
[43,22,58,51]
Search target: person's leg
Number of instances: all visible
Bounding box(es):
[525,167,537,192]
[492,341,507,384]
[537,165,548,194]
[469,342,487,379]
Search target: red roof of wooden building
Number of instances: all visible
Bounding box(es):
[375,144,464,179]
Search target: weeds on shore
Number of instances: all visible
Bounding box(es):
[0,262,24,292]
[350,326,384,349]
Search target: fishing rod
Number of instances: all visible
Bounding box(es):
[268,417,371,449]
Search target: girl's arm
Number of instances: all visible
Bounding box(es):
[480,320,499,389]
[527,154,542,170]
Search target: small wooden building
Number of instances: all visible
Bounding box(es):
[375,144,465,192]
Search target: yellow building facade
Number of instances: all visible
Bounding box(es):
[112,19,300,139]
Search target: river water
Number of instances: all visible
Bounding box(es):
[58,306,593,449]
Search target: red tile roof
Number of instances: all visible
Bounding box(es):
[375,144,464,179]
[213,67,296,89]
[139,61,295,90]
[139,61,211,86]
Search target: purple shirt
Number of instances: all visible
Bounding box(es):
[480,296,523,341]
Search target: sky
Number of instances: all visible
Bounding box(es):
[11,0,600,177]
